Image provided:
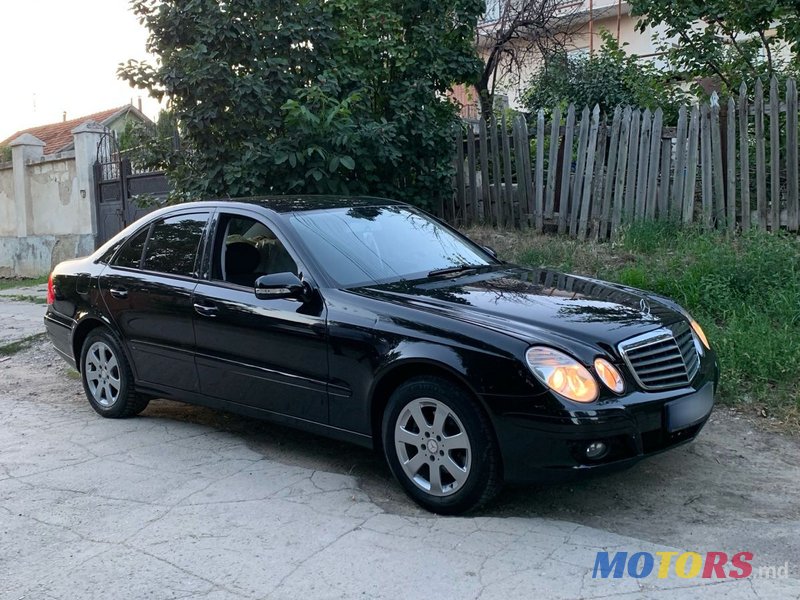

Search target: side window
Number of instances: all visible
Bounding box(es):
[142,213,209,277]
[111,227,148,269]
[212,214,298,288]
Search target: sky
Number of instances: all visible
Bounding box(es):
[0,0,162,140]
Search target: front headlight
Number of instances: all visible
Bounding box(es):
[525,347,599,403]
[689,317,710,350]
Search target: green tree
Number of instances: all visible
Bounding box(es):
[118,0,483,211]
[629,0,800,95]
[522,31,685,120]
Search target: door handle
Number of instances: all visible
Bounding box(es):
[109,287,128,299]
[193,302,218,317]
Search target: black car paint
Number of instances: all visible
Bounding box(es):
[45,197,719,483]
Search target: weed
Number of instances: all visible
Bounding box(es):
[464,225,800,420]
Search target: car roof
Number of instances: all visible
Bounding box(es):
[182,195,406,214]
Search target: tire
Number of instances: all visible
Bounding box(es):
[382,376,502,515]
[79,328,149,418]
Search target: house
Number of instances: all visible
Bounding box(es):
[457,0,665,118]
[0,104,152,277]
[0,104,151,156]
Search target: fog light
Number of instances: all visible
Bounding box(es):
[585,441,608,460]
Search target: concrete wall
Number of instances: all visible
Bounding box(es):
[0,124,104,277]
[0,166,14,237]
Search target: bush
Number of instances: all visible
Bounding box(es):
[522,30,685,121]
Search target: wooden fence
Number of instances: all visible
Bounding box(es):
[450,76,800,238]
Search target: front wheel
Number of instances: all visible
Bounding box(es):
[80,328,149,418]
[382,376,502,515]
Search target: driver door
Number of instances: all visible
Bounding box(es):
[192,209,329,423]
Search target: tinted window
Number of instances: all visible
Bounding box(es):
[111,227,148,269]
[212,214,297,288]
[142,214,208,277]
[288,206,493,287]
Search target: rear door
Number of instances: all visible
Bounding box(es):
[192,209,329,423]
[100,210,212,393]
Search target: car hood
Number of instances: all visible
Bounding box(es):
[353,266,684,349]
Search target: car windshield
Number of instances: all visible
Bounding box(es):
[288,206,495,287]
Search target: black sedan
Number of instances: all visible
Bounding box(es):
[45,197,719,514]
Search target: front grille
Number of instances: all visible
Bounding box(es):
[618,322,701,391]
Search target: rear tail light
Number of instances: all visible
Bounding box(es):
[47,273,55,304]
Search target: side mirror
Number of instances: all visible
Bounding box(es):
[483,245,499,260]
[255,272,307,301]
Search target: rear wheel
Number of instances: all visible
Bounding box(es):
[382,376,502,515]
[80,328,149,418]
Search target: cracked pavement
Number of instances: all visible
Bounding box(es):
[1,292,799,599]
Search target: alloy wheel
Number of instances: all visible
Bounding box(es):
[85,341,121,407]
[394,397,472,497]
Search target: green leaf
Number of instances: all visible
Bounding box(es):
[340,155,355,170]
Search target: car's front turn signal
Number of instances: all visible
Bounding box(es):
[594,357,625,394]
[689,318,710,350]
[525,347,599,403]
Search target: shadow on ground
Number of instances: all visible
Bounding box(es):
[143,397,800,567]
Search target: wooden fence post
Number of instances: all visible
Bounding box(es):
[683,105,700,224]
[534,110,545,231]
[623,109,641,223]
[466,126,477,226]
[545,106,561,222]
[710,96,725,228]
[739,83,751,230]
[645,108,663,220]
[754,78,767,230]
[671,106,688,220]
[454,124,465,225]
[600,106,622,238]
[558,104,576,234]
[726,97,737,236]
[578,105,601,240]
[769,76,781,230]
[489,117,503,228]
[512,116,528,229]
[478,118,491,223]
[612,107,633,236]
[787,78,799,231]
[570,106,591,237]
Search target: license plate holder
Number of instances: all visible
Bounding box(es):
[665,383,714,432]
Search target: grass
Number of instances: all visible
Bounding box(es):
[0,276,48,291]
[4,294,47,304]
[0,333,47,357]
[466,223,800,426]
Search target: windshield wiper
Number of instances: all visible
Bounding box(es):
[427,264,487,278]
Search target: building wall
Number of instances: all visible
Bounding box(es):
[0,166,15,237]
[468,1,666,115]
[0,124,104,277]
[27,156,92,236]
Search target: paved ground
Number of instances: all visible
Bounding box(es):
[1,288,798,599]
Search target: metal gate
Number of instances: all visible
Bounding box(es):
[93,130,170,246]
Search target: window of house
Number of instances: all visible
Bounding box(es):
[141,213,209,277]
[483,0,502,22]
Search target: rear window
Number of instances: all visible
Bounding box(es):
[111,227,148,269]
[142,214,209,277]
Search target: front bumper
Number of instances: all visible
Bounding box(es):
[492,355,719,484]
